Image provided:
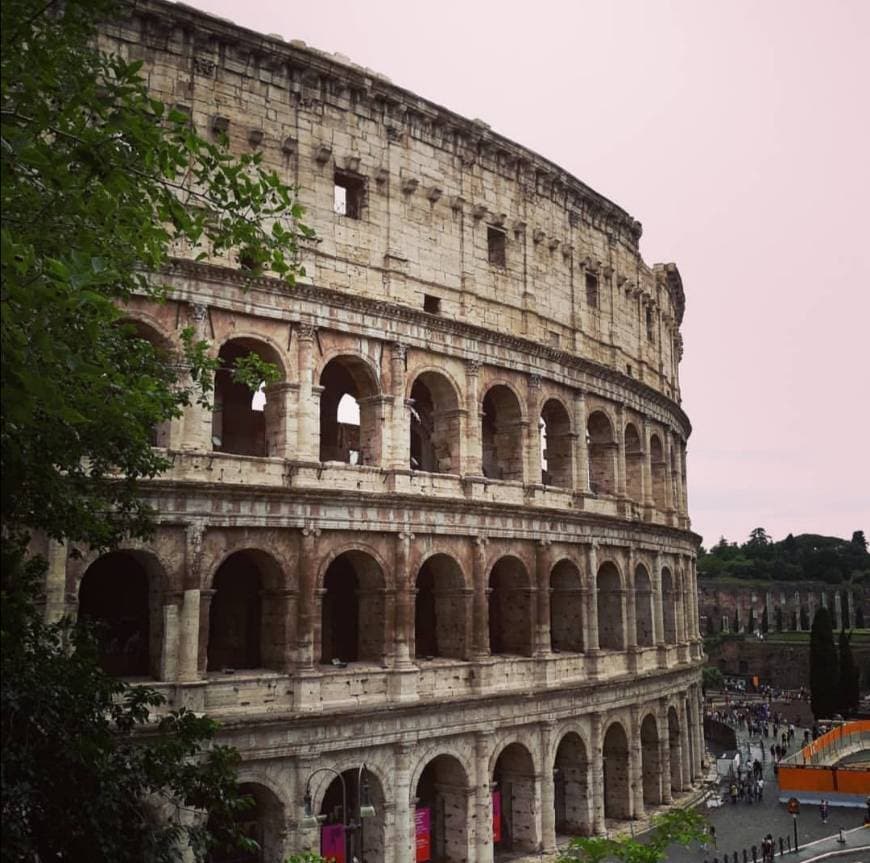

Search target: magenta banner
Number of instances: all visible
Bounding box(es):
[321,823,345,863]
[415,806,431,862]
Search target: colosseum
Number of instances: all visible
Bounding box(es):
[42,1,705,859]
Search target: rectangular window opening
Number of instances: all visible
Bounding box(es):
[423,294,441,314]
[585,272,599,309]
[646,307,655,342]
[487,226,506,267]
[334,171,365,219]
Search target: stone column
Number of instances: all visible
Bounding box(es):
[629,707,644,819]
[616,404,627,498]
[474,731,494,863]
[676,569,687,644]
[677,698,691,790]
[394,531,414,667]
[296,526,320,668]
[589,712,606,835]
[653,554,665,646]
[180,303,214,451]
[834,591,843,631]
[664,432,676,517]
[657,699,673,804]
[527,374,543,484]
[388,342,408,470]
[177,588,201,681]
[472,536,490,658]
[393,743,414,863]
[264,380,297,459]
[539,721,557,853]
[625,551,637,650]
[160,597,180,682]
[196,589,215,675]
[464,360,483,476]
[690,687,705,780]
[535,540,552,656]
[584,545,600,677]
[44,539,69,623]
[847,591,855,628]
[641,419,654,509]
[573,391,589,493]
[294,322,319,461]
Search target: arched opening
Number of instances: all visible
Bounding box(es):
[550,560,583,653]
[540,398,572,487]
[320,551,386,664]
[488,557,532,656]
[596,563,625,651]
[650,434,667,510]
[640,715,662,807]
[554,732,590,838]
[319,356,381,465]
[409,372,460,474]
[492,743,537,854]
[78,551,160,678]
[414,755,470,863]
[624,423,643,503]
[635,565,655,647]
[415,555,467,660]
[481,385,524,481]
[208,551,289,672]
[587,411,616,495]
[319,768,386,863]
[207,783,284,863]
[668,707,683,792]
[602,723,630,821]
[661,568,677,644]
[212,338,284,457]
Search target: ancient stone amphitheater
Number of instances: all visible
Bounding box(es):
[44,2,705,859]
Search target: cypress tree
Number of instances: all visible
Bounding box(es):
[761,606,769,634]
[810,608,839,719]
[838,630,859,713]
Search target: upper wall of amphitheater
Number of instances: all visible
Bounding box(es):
[103,0,687,404]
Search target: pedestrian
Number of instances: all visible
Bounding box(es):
[757,776,764,800]
[770,743,776,761]
[710,824,718,848]
[820,798,829,824]
[730,782,738,804]
[762,833,774,862]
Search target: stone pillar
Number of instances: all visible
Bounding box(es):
[177,588,201,681]
[160,596,180,682]
[625,551,638,650]
[180,303,214,451]
[394,531,414,667]
[589,712,606,835]
[473,731,494,863]
[393,743,414,863]
[44,539,69,623]
[629,707,644,819]
[388,342,408,470]
[584,545,600,677]
[658,698,673,804]
[295,323,318,462]
[535,540,552,656]
[616,404,627,498]
[196,589,215,675]
[464,360,483,476]
[539,721,557,853]
[690,687,705,780]
[677,698,691,790]
[664,432,676,516]
[641,419,654,509]
[653,554,665,646]
[472,536,490,658]
[573,391,589,493]
[847,591,855,629]
[296,526,320,668]
[527,374,543,484]
[264,380,297,459]
[794,590,803,631]
[834,591,843,631]
[676,569,687,644]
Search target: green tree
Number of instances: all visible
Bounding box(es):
[810,608,840,719]
[775,606,783,632]
[837,630,860,713]
[761,605,769,634]
[702,666,724,693]
[747,607,756,633]
[0,0,310,859]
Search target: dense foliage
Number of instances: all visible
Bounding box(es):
[1,0,309,859]
[698,529,869,586]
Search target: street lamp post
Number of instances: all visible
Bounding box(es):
[301,764,376,861]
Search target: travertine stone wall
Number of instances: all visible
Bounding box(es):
[45,2,706,859]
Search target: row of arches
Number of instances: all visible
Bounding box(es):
[129,320,687,510]
[206,702,701,862]
[76,548,694,679]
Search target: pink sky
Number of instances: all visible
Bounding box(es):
[184,0,869,547]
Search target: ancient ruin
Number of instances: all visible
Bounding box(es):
[39,1,705,858]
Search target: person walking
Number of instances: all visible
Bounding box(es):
[762,833,774,862]
[757,776,764,800]
[730,782,738,804]
[820,798,829,824]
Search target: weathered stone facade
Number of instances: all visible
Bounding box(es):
[41,2,704,859]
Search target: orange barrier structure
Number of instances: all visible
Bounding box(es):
[778,720,870,807]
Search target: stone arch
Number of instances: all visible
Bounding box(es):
[317,766,387,863]
[624,422,643,503]
[207,781,285,863]
[488,556,533,656]
[587,410,616,495]
[492,741,538,854]
[602,721,631,820]
[78,550,165,679]
[596,561,625,651]
[213,336,286,457]
[661,567,678,644]
[319,353,382,465]
[540,397,573,487]
[553,731,591,838]
[640,714,662,806]
[481,383,525,481]
[414,754,471,863]
[415,553,468,660]
[635,564,655,647]
[409,369,461,474]
[319,550,387,664]
[550,558,584,653]
[649,433,667,510]
[207,549,291,672]
[667,706,683,792]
